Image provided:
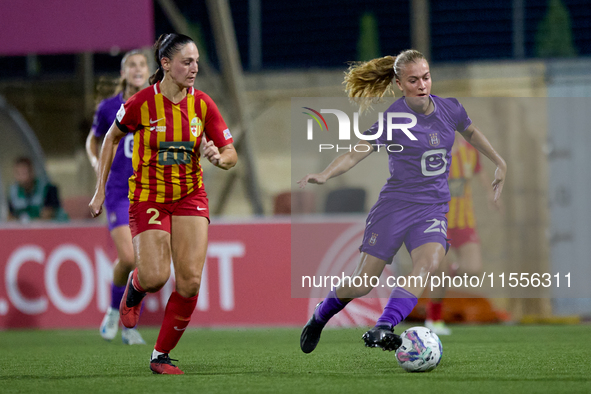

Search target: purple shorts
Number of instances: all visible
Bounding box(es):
[104,196,130,232]
[359,198,450,263]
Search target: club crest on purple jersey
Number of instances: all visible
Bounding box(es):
[369,233,378,246]
[429,133,440,147]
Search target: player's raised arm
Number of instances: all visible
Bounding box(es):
[298,140,374,188]
[89,122,127,217]
[460,124,507,202]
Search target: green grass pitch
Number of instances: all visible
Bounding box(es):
[2,324,590,393]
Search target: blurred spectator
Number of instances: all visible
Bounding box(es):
[7,157,68,222]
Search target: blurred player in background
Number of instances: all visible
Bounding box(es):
[425,134,500,335]
[299,50,506,354]
[86,50,150,345]
[90,33,237,374]
[8,156,67,222]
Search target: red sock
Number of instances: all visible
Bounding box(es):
[155,291,198,353]
[132,268,146,293]
[427,300,443,321]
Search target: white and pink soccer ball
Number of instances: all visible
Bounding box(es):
[395,326,443,372]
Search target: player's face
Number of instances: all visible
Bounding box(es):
[167,43,199,88]
[121,54,149,89]
[395,59,431,109]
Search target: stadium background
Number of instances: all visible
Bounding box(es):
[0,0,590,331]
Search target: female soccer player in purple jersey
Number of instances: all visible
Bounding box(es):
[86,50,150,345]
[298,50,507,353]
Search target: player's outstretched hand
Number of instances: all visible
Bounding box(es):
[298,173,327,189]
[491,165,506,202]
[89,191,105,218]
[203,139,221,166]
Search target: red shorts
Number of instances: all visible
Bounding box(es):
[129,188,209,238]
[447,226,480,249]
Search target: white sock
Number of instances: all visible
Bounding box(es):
[151,349,165,360]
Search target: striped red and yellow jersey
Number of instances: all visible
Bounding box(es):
[115,82,233,204]
[447,138,481,230]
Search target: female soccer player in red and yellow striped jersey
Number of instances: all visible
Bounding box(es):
[89,33,237,374]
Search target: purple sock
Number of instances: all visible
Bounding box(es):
[376,287,418,328]
[110,283,126,310]
[313,289,349,325]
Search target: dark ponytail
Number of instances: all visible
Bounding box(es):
[149,33,195,85]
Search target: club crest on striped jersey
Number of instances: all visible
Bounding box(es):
[191,117,203,137]
[369,232,378,246]
[429,133,440,147]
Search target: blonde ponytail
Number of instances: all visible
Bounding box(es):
[344,50,426,113]
[344,56,396,113]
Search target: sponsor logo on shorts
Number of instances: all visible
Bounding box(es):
[369,232,378,246]
[196,206,207,211]
[109,212,117,223]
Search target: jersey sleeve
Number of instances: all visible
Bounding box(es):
[453,99,472,133]
[92,100,111,138]
[363,120,386,150]
[203,96,233,147]
[115,94,142,133]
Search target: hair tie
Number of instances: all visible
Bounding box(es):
[158,34,174,60]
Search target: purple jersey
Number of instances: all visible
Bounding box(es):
[92,93,134,204]
[365,95,471,203]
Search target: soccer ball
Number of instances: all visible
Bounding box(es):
[395,326,442,372]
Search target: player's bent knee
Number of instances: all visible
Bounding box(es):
[174,268,202,297]
[176,279,200,298]
[138,271,169,292]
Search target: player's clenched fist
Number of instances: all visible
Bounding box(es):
[203,140,221,166]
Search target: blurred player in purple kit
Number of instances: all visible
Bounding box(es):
[86,50,150,345]
[299,50,507,353]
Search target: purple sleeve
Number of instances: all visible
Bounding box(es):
[92,101,111,138]
[454,99,472,133]
[363,120,387,150]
